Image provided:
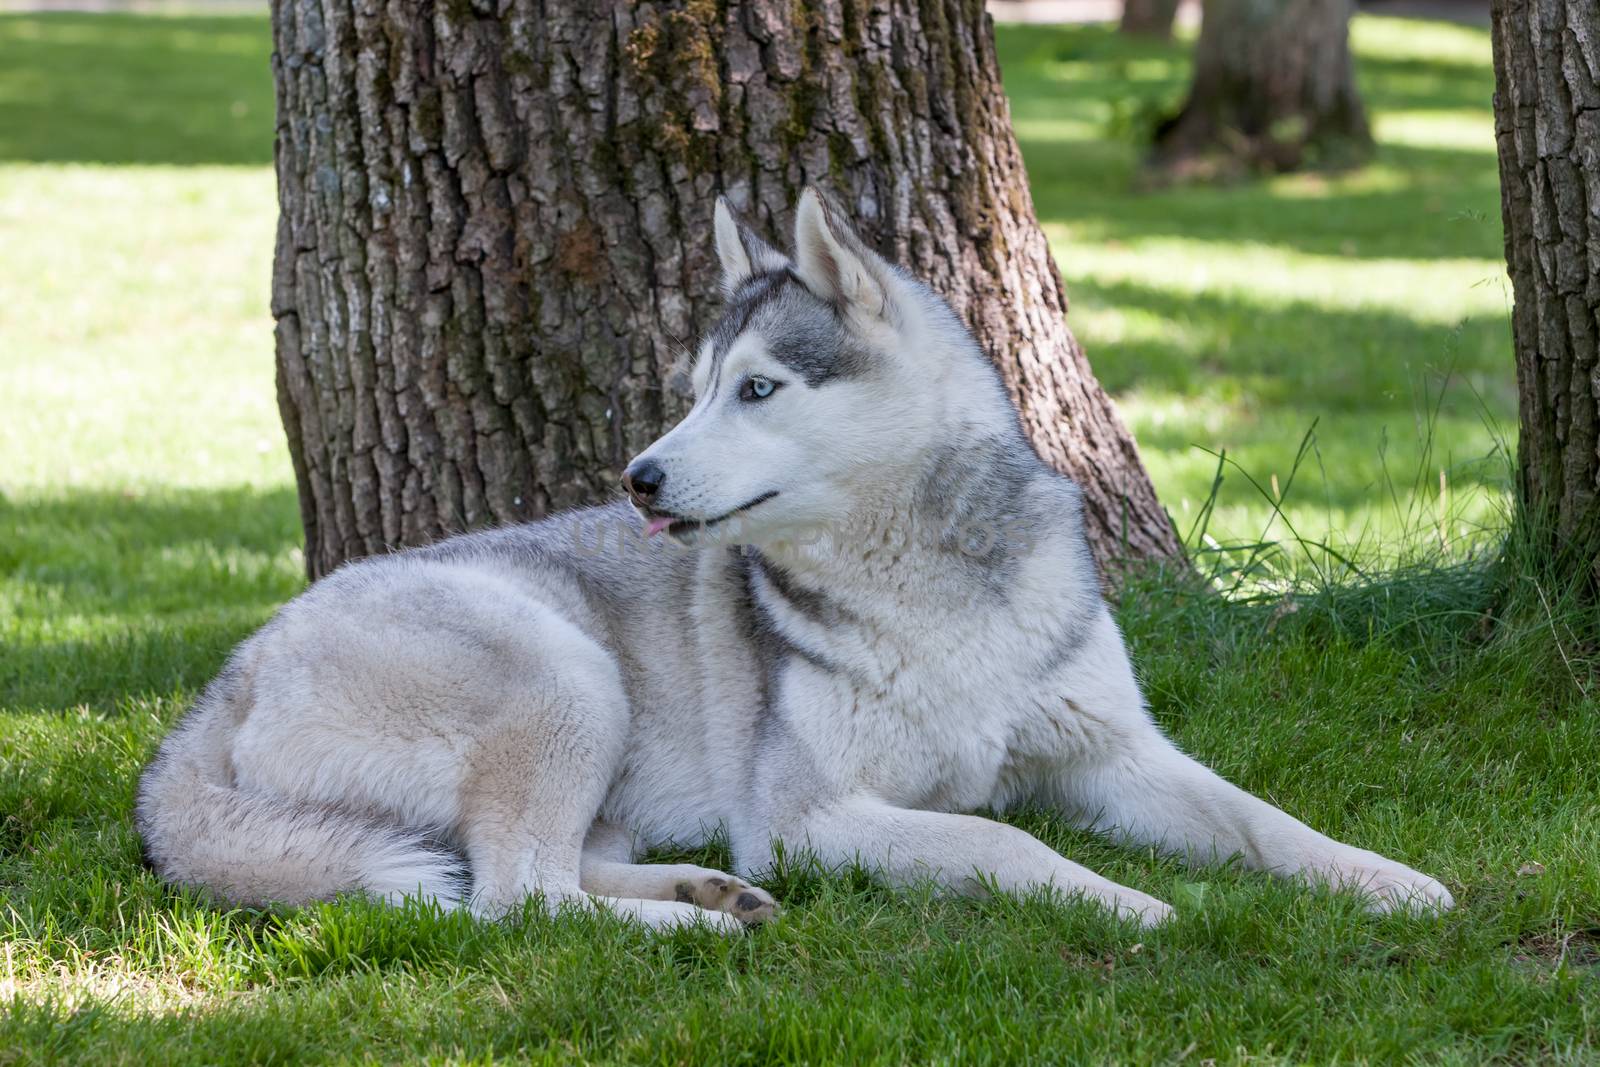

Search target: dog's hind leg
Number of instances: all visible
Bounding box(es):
[458,723,744,932]
[578,822,778,924]
[454,712,605,919]
[453,624,744,933]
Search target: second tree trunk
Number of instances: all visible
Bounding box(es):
[1151,0,1371,177]
[1492,0,1600,605]
[1120,0,1181,40]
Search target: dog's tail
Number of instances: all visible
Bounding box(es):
[134,665,464,910]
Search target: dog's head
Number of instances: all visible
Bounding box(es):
[624,188,982,546]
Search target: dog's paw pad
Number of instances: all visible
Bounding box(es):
[725,884,777,923]
[686,873,778,923]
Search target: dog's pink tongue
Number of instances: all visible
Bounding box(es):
[644,514,674,538]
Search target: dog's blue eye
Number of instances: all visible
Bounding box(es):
[741,376,778,401]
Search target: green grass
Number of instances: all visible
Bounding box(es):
[2,10,1596,1065]
[1001,18,1514,556]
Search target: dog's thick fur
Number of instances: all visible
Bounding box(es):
[135,190,1452,929]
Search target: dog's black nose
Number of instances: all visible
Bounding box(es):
[622,460,666,505]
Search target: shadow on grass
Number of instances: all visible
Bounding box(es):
[1073,274,1510,405]
[1360,60,1495,114]
[1003,26,1493,119]
[0,484,303,711]
[0,12,274,165]
[1027,141,1502,261]
[1,617,276,714]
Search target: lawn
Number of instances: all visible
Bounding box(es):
[999,18,1516,559]
[1,10,1596,1065]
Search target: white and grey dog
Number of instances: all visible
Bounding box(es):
[136,189,1452,930]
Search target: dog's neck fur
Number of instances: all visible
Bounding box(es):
[755,415,1060,616]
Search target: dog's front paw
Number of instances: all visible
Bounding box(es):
[1325,850,1454,915]
[1110,889,1174,928]
[674,872,779,924]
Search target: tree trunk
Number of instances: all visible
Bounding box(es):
[1149,0,1371,178]
[1120,0,1180,40]
[270,0,1182,580]
[1491,0,1600,602]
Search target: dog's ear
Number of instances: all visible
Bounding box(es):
[792,187,891,321]
[714,197,787,295]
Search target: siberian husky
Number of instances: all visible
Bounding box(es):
[135,189,1452,930]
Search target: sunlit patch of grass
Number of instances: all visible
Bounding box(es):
[1261,162,1417,199]
[1048,232,1508,323]
[1349,13,1494,67]
[1008,114,1107,144]
[1374,109,1499,153]
[0,166,283,492]
[1066,298,1195,351]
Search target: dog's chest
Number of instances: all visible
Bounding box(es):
[782,601,1083,810]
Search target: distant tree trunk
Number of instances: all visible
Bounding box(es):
[1120,0,1180,40]
[1491,0,1600,604]
[271,0,1182,580]
[1150,0,1371,178]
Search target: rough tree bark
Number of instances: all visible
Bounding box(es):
[1491,0,1600,602]
[1150,0,1371,177]
[270,0,1182,580]
[1120,0,1180,40]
